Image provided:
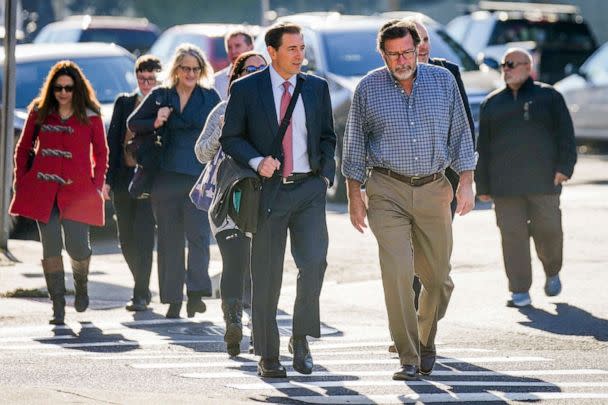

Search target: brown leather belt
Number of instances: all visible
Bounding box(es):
[372,167,441,187]
[282,172,312,184]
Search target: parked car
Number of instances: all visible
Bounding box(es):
[150,24,260,72]
[446,1,597,84]
[555,42,608,142]
[255,12,500,201]
[0,42,136,237]
[34,15,159,56]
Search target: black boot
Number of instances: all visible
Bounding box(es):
[166,302,182,319]
[42,257,66,325]
[71,256,90,312]
[221,298,243,357]
[186,291,207,318]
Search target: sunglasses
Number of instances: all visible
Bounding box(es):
[244,65,266,74]
[53,85,74,93]
[500,60,529,69]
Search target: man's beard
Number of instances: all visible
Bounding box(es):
[390,64,416,81]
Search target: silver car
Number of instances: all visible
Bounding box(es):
[555,42,608,142]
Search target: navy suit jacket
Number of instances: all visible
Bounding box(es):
[429,58,475,143]
[220,68,336,185]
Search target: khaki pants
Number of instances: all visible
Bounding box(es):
[366,171,454,366]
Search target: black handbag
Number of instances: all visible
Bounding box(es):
[127,89,170,199]
[25,123,41,170]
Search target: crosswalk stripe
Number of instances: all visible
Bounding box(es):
[288,392,608,404]
[0,338,226,350]
[84,348,492,361]
[0,335,77,343]
[131,356,549,369]
[228,379,608,390]
[182,368,608,379]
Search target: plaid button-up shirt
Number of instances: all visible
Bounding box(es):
[342,64,476,183]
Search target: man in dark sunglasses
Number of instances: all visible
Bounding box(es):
[476,48,577,308]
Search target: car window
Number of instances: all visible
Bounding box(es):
[581,44,608,85]
[0,56,136,109]
[210,37,227,59]
[320,30,384,77]
[430,29,478,71]
[489,20,596,51]
[80,28,158,54]
[35,27,81,43]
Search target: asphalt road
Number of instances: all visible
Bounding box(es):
[0,152,607,404]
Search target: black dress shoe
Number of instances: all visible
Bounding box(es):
[125,297,147,312]
[419,351,436,375]
[165,302,182,319]
[289,336,313,375]
[257,357,287,378]
[392,364,418,381]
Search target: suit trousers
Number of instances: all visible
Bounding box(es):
[150,171,212,304]
[111,189,155,301]
[493,194,563,293]
[251,175,328,358]
[366,171,454,366]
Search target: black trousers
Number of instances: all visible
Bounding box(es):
[252,176,328,358]
[493,194,563,293]
[37,204,91,260]
[150,171,212,304]
[112,189,155,301]
[216,228,251,303]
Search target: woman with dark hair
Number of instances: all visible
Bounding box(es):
[10,60,108,325]
[105,55,162,312]
[128,44,220,319]
[195,51,267,356]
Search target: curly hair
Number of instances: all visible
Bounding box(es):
[30,60,101,124]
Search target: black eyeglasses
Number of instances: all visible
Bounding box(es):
[385,49,417,61]
[137,76,158,85]
[500,60,529,69]
[178,65,202,74]
[244,65,266,74]
[53,85,74,93]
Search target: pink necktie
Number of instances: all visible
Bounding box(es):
[280,81,293,177]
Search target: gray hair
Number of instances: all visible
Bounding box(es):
[166,43,214,88]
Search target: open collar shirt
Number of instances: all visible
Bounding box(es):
[342,64,476,184]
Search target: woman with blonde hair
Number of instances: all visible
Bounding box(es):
[128,44,220,318]
[10,60,108,325]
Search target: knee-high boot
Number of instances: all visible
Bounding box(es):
[42,256,66,325]
[222,298,243,357]
[71,256,90,312]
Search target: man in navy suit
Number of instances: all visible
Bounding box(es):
[221,22,336,378]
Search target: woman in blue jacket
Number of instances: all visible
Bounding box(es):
[128,44,220,318]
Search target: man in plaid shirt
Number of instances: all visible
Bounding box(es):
[342,20,476,381]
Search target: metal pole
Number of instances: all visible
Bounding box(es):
[1,0,19,262]
[260,0,270,26]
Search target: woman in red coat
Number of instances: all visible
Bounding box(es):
[10,60,108,325]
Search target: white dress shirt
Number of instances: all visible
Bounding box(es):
[249,64,311,174]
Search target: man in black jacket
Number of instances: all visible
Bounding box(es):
[476,48,577,308]
[105,55,161,311]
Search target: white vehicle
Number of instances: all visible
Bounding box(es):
[555,42,608,142]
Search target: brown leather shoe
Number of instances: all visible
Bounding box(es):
[392,364,418,380]
[257,357,287,378]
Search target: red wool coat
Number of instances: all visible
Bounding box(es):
[10,109,109,226]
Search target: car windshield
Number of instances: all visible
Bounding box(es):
[320,27,478,77]
[0,56,136,108]
[80,28,158,54]
[489,20,596,51]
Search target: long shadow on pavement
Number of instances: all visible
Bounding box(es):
[518,303,608,341]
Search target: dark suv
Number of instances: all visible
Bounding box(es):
[34,15,160,56]
[447,1,597,84]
